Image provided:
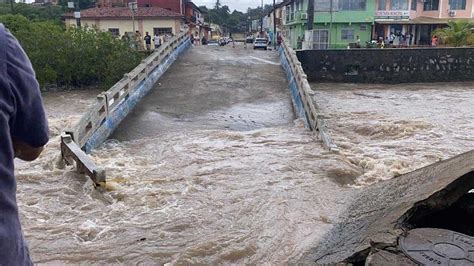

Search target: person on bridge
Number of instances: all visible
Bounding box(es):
[144,32,152,51]
[153,33,161,49]
[0,24,49,265]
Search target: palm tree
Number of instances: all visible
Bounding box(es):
[433,20,474,47]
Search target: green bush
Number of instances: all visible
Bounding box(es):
[433,20,474,47]
[0,14,144,89]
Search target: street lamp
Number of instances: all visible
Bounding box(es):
[128,1,138,33]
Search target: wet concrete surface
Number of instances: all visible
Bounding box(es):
[112,43,294,140]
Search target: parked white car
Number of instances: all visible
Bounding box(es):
[253,38,268,50]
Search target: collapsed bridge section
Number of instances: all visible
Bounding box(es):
[298,149,474,264]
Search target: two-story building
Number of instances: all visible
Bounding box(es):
[134,0,207,39]
[373,0,473,45]
[137,0,185,14]
[184,0,208,40]
[64,6,184,37]
[282,0,375,49]
[263,0,287,44]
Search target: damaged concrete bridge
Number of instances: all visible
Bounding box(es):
[58,32,473,264]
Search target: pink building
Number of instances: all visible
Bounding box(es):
[374,0,474,45]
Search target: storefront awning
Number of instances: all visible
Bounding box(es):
[376,20,411,24]
[376,17,474,25]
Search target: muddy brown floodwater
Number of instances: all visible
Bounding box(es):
[13,45,474,265]
[16,46,357,265]
[311,82,474,186]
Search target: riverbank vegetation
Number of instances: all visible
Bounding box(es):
[0,2,64,23]
[198,0,274,34]
[433,20,474,47]
[0,11,143,90]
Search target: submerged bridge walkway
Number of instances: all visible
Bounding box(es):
[113,44,294,140]
[58,33,474,264]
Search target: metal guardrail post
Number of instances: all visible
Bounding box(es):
[61,133,106,185]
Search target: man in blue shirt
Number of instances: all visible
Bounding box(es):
[0,24,49,265]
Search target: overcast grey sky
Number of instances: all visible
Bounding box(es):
[192,0,276,12]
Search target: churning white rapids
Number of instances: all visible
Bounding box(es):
[312,82,474,185]
[14,82,473,264]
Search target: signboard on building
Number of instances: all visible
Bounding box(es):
[375,10,410,20]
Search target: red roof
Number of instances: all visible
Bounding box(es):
[65,7,183,19]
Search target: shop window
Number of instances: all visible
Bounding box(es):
[108,28,120,37]
[423,0,439,10]
[341,28,355,40]
[378,0,386,10]
[391,0,408,10]
[360,24,368,31]
[290,4,295,21]
[295,0,303,10]
[314,0,333,11]
[285,5,294,21]
[449,0,466,9]
[153,27,172,36]
[307,29,329,49]
[338,0,367,10]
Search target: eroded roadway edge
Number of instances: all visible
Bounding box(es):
[297,149,474,264]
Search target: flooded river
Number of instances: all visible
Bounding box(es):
[14,45,474,264]
[312,82,474,186]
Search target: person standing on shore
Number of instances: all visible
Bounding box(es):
[432,35,438,47]
[0,23,49,265]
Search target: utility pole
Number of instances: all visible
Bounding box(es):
[307,0,314,30]
[260,0,263,33]
[9,0,14,14]
[74,0,81,27]
[128,2,138,33]
[273,0,276,49]
[329,0,333,48]
[209,10,212,38]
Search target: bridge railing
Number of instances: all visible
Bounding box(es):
[279,40,338,151]
[61,30,190,186]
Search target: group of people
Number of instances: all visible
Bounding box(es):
[143,31,172,51]
[191,32,207,46]
[122,31,172,51]
[381,32,414,48]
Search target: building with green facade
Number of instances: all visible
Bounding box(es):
[282,0,375,49]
